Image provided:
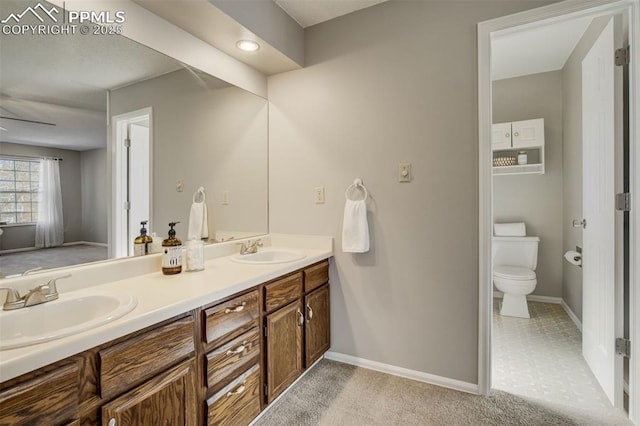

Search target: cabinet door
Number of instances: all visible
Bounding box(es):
[305,285,330,367]
[265,301,303,403]
[491,122,512,150]
[102,359,197,426]
[512,118,544,148]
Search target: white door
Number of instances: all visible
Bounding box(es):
[127,123,151,255]
[511,118,544,148]
[491,122,512,150]
[581,18,621,406]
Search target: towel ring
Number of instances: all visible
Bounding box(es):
[345,178,368,201]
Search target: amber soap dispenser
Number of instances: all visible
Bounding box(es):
[162,222,183,275]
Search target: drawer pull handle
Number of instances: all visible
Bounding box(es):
[108,419,116,426]
[297,309,304,326]
[306,304,313,320]
[225,302,246,314]
[226,341,247,356]
[226,381,246,398]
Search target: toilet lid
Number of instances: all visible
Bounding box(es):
[494,265,536,280]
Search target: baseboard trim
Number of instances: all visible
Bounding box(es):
[324,351,479,395]
[560,300,582,331]
[249,356,324,426]
[62,241,108,248]
[493,291,562,304]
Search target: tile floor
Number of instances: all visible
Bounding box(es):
[492,300,629,421]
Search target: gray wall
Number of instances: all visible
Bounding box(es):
[492,71,564,298]
[81,148,108,244]
[110,69,268,241]
[561,16,611,320]
[268,0,554,384]
[0,142,82,250]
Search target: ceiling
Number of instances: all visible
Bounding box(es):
[275,0,389,28]
[492,15,593,81]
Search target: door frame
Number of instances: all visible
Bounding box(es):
[477,0,640,419]
[110,107,153,258]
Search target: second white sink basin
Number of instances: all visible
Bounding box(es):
[0,293,137,350]
[231,249,306,265]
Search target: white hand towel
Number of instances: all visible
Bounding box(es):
[494,222,526,237]
[188,187,209,240]
[342,199,369,253]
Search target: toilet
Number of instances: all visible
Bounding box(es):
[493,235,540,318]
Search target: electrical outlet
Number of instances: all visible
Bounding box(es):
[176,180,184,192]
[399,163,411,183]
[314,187,325,204]
[222,191,229,205]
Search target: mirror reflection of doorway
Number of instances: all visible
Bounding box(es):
[112,108,152,258]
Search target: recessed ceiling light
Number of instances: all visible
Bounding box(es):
[236,40,260,52]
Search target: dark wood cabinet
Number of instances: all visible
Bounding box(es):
[101,359,197,426]
[265,300,304,403]
[305,284,330,367]
[0,258,331,426]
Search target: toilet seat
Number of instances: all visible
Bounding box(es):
[494,265,536,281]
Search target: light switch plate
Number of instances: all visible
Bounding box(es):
[176,180,184,192]
[314,187,325,204]
[399,163,411,182]
[222,191,229,205]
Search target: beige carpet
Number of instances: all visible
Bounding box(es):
[255,359,630,425]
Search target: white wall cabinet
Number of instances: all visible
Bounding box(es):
[492,118,545,175]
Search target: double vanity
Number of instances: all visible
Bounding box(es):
[0,234,333,425]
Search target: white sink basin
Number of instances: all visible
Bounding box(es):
[231,249,306,265]
[0,293,137,350]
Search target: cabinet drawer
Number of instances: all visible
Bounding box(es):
[206,364,261,426]
[0,363,79,426]
[99,316,195,400]
[304,261,329,293]
[264,272,302,313]
[204,290,259,348]
[206,328,260,393]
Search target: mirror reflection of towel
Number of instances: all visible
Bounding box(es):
[342,199,369,253]
[188,187,209,240]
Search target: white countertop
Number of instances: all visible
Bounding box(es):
[0,234,333,383]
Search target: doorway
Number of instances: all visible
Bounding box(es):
[478,0,639,421]
[111,108,152,258]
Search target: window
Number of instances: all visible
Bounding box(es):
[0,158,40,224]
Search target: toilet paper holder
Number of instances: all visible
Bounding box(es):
[564,246,582,268]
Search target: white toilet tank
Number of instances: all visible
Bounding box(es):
[493,236,540,270]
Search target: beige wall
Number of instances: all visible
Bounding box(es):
[561,16,612,321]
[0,142,82,250]
[110,69,268,241]
[81,148,108,244]
[492,71,564,298]
[268,0,554,383]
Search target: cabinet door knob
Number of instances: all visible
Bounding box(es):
[226,381,246,398]
[297,309,304,326]
[226,341,247,356]
[225,301,246,314]
[108,419,116,426]
[514,132,519,137]
[306,304,313,321]
[505,133,510,138]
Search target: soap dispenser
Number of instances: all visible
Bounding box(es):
[162,222,183,275]
[133,220,152,256]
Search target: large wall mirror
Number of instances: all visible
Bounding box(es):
[0,0,268,277]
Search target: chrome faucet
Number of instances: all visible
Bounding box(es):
[239,239,263,255]
[0,274,71,311]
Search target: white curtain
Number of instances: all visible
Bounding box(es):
[35,158,64,248]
